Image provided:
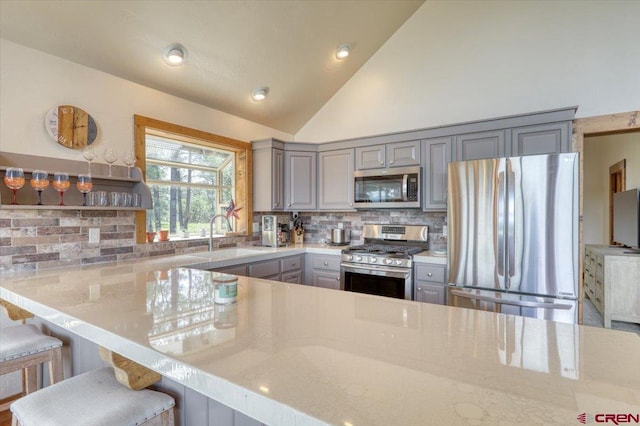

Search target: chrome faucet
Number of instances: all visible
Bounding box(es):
[209,214,232,251]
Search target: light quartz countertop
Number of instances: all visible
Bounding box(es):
[1,247,639,425]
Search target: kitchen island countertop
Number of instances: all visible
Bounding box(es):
[1,249,639,425]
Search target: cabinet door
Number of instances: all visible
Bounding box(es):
[510,122,571,156]
[318,149,354,210]
[249,259,280,278]
[313,271,341,290]
[455,130,506,161]
[415,283,446,305]
[253,147,284,211]
[355,145,385,170]
[214,264,248,276]
[422,137,452,211]
[284,151,317,210]
[281,270,303,284]
[272,149,285,210]
[387,140,420,168]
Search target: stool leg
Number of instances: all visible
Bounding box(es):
[24,365,37,394]
[48,346,63,384]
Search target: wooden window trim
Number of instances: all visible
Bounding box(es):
[608,159,626,245]
[133,115,253,244]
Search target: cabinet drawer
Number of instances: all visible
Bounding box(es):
[249,259,280,278]
[415,264,446,283]
[312,255,341,271]
[281,255,303,273]
[214,264,248,276]
[281,270,303,284]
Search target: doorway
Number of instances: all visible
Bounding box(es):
[609,159,626,244]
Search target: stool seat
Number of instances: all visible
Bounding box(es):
[10,367,175,426]
[0,324,64,412]
[0,324,62,362]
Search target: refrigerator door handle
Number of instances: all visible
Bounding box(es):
[497,171,505,278]
[449,289,573,310]
[507,161,516,279]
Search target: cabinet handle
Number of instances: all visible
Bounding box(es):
[390,160,394,164]
[380,161,384,165]
[427,272,432,277]
[336,277,340,281]
[349,203,353,207]
[287,203,291,207]
[323,261,328,266]
[417,287,422,291]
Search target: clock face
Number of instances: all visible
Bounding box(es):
[45,105,97,150]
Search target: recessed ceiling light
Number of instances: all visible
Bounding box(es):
[162,44,188,66]
[252,87,268,102]
[336,44,351,60]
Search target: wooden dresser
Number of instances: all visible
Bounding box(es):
[584,245,640,328]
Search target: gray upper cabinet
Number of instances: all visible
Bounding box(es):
[253,145,284,211]
[355,140,421,170]
[355,145,385,170]
[387,140,421,168]
[318,149,354,210]
[455,130,506,161]
[510,122,571,156]
[285,151,317,210]
[422,137,452,211]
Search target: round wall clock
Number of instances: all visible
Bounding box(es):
[45,105,97,150]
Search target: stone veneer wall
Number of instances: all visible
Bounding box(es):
[253,210,447,249]
[0,209,258,273]
[2,208,446,273]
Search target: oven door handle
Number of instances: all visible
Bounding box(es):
[341,263,411,279]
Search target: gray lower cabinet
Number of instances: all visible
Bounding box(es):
[510,122,571,156]
[414,263,447,305]
[455,130,506,161]
[318,149,354,210]
[284,151,316,210]
[212,254,304,284]
[422,137,452,211]
[213,264,248,276]
[306,254,341,290]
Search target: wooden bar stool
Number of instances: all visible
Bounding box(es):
[10,366,175,426]
[10,346,175,426]
[0,300,63,412]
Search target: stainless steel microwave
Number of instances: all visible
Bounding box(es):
[353,166,421,209]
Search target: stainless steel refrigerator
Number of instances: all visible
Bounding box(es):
[447,153,579,324]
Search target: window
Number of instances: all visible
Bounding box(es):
[134,115,251,243]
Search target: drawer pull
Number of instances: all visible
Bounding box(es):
[427,273,432,277]
[336,277,340,281]
[323,261,328,266]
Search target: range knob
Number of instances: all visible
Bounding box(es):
[370,256,377,263]
[383,258,394,265]
[347,255,354,261]
[355,255,363,262]
[395,259,404,266]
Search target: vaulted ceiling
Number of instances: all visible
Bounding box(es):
[0,0,424,134]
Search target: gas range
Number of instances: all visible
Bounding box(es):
[340,224,429,300]
[341,244,424,268]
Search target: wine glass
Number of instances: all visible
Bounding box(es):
[103,148,117,177]
[76,174,93,206]
[82,146,96,174]
[30,170,49,205]
[122,151,136,178]
[52,172,70,206]
[4,167,25,205]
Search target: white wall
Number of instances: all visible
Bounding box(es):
[583,132,640,245]
[0,39,293,162]
[296,1,640,142]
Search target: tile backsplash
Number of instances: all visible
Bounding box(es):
[2,208,446,273]
[253,209,447,248]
